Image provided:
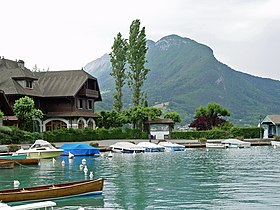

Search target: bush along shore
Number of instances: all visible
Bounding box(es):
[0,126,262,145]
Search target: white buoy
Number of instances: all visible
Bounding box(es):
[82,158,86,165]
[83,165,88,174]
[89,171,93,179]
[107,151,113,158]
[14,180,20,188]
[61,160,65,167]
[79,164,84,171]
[68,152,74,159]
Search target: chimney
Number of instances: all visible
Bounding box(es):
[17,60,25,69]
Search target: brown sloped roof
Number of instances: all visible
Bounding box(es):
[266,115,280,125]
[0,90,14,115]
[0,58,40,96]
[145,118,174,125]
[35,70,100,97]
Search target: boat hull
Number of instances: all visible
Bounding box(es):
[0,158,39,166]
[0,178,104,203]
[18,151,63,159]
[0,160,14,169]
[205,143,226,149]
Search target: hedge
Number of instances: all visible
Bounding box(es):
[171,126,261,140]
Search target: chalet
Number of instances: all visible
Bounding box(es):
[261,115,280,138]
[0,57,102,132]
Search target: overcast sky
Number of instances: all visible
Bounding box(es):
[1,0,280,80]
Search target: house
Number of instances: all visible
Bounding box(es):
[261,115,280,138]
[0,57,102,132]
[0,90,16,126]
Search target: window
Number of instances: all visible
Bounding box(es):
[88,99,93,110]
[26,80,33,89]
[78,99,83,109]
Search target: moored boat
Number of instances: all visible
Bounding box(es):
[221,139,251,148]
[137,142,165,152]
[158,141,185,152]
[110,142,145,153]
[0,158,39,166]
[271,141,280,147]
[205,142,226,149]
[0,201,56,210]
[0,160,14,169]
[0,178,104,203]
[15,140,64,159]
[0,154,27,159]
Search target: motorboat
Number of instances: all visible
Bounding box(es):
[221,139,251,148]
[158,141,185,152]
[15,140,64,159]
[109,142,145,153]
[205,142,226,149]
[60,143,100,156]
[0,178,104,203]
[137,142,165,152]
[0,201,56,210]
[271,141,280,147]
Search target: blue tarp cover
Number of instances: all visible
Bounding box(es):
[60,144,100,156]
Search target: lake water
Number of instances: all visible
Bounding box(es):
[1,146,280,209]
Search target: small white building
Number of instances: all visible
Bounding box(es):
[261,115,280,138]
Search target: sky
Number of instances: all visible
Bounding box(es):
[1,0,280,80]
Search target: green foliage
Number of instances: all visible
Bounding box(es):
[195,102,230,118]
[13,96,43,131]
[42,127,147,142]
[171,126,261,140]
[96,110,127,129]
[164,112,182,124]
[0,110,3,119]
[127,19,149,107]
[0,126,30,144]
[110,32,127,112]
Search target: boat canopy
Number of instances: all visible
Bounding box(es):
[60,144,100,156]
[221,139,251,146]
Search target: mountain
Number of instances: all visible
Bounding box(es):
[84,34,280,126]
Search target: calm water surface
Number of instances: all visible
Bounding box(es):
[1,146,280,209]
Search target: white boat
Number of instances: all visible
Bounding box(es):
[271,141,280,147]
[0,201,56,210]
[221,139,251,148]
[109,142,145,153]
[205,142,226,149]
[158,141,185,152]
[15,140,64,159]
[137,142,165,152]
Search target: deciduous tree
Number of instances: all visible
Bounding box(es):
[127,19,149,107]
[110,32,127,112]
[14,96,43,131]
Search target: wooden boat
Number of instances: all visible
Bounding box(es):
[0,158,39,166]
[0,178,104,202]
[0,201,56,210]
[0,160,14,169]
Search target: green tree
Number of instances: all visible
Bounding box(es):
[164,112,182,124]
[0,110,3,119]
[127,19,149,107]
[96,110,127,129]
[190,102,230,130]
[110,32,127,112]
[14,96,43,131]
[195,102,230,118]
[124,106,162,131]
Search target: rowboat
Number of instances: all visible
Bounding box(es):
[0,178,104,202]
[0,158,39,166]
[0,201,56,210]
[0,154,27,159]
[0,160,14,169]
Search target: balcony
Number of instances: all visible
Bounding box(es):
[79,89,99,98]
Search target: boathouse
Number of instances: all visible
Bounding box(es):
[261,115,280,138]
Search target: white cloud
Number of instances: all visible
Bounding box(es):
[1,0,279,80]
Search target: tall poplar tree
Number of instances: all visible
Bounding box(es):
[127,19,149,107]
[109,32,127,112]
